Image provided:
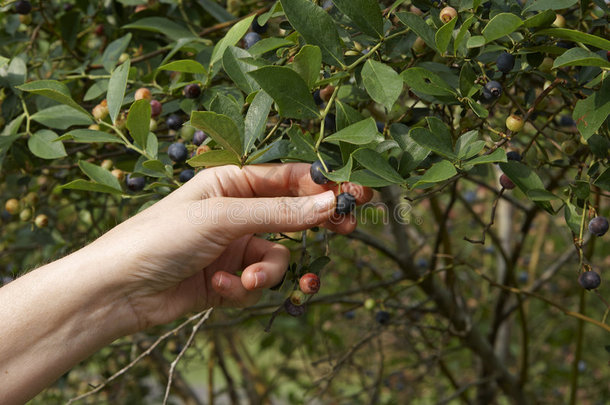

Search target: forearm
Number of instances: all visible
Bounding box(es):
[0,245,138,404]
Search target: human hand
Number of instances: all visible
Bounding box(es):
[89,163,372,332]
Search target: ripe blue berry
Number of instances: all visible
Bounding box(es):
[578,271,601,290]
[506,151,522,161]
[376,121,385,133]
[166,114,183,131]
[483,80,503,100]
[15,0,32,14]
[252,19,267,34]
[126,174,146,192]
[559,115,576,127]
[284,298,306,317]
[313,90,323,106]
[193,130,207,146]
[179,169,195,182]
[375,310,391,325]
[310,161,332,185]
[244,32,261,50]
[168,142,188,163]
[496,52,515,73]
[183,83,201,99]
[336,192,356,215]
[588,216,609,237]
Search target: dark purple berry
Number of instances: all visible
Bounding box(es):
[150,100,162,118]
[179,169,195,182]
[244,32,261,50]
[506,151,522,161]
[376,121,385,133]
[324,113,336,132]
[313,90,323,106]
[193,130,207,146]
[496,52,515,73]
[168,142,188,163]
[284,298,306,317]
[166,114,183,131]
[183,83,201,99]
[500,174,515,190]
[588,216,609,237]
[336,192,356,215]
[126,174,146,192]
[15,0,32,14]
[578,271,601,290]
[559,115,575,127]
[252,19,267,34]
[310,161,332,185]
[375,310,391,325]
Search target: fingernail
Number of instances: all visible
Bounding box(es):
[254,272,266,288]
[217,274,231,289]
[312,190,335,212]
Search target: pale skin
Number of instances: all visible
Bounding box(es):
[0,163,372,404]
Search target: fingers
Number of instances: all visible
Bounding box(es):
[211,271,262,307]
[240,238,290,290]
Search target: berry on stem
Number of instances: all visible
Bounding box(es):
[506,114,524,132]
[578,271,601,290]
[15,0,32,15]
[284,298,306,317]
[183,83,201,99]
[310,161,332,185]
[500,174,515,190]
[244,32,261,50]
[252,18,268,34]
[439,6,457,23]
[166,114,183,131]
[134,88,151,101]
[126,174,146,191]
[34,214,48,228]
[168,142,188,163]
[588,216,609,237]
[193,130,207,146]
[179,169,195,183]
[5,199,20,215]
[150,100,162,117]
[483,81,503,100]
[336,192,356,215]
[375,310,391,325]
[496,52,515,73]
[299,273,320,295]
[324,114,336,132]
[320,85,335,102]
[506,151,522,161]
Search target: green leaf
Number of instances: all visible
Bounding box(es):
[353,149,404,183]
[107,59,131,124]
[534,29,610,50]
[455,130,484,160]
[324,118,379,145]
[222,47,260,94]
[396,12,437,51]
[28,130,67,159]
[573,79,610,140]
[401,67,456,97]
[142,159,167,175]
[564,202,583,235]
[593,167,610,192]
[524,0,578,12]
[468,98,489,118]
[499,161,554,213]
[16,80,91,117]
[336,100,364,130]
[523,9,556,28]
[287,127,318,161]
[210,15,255,67]
[78,160,122,190]
[145,133,158,159]
[362,60,403,110]
[57,129,124,144]
[0,133,21,172]
[349,170,396,187]
[102,33,132,73]
[84,80,109,101]
[209,93,244,138]
[526,189,559,201]
[247,38,294,56]
[158,59,208,74]
[280,0,344,66]
[331,0,384,38]
[126,99,152,148]
[248,139,292,164]
[292,45,322,89]
[466,148,507,166]
[123,17,196,41]
[553,48,610,69]
[196,0,235,22]
[244,91,273,153]
[454,15,475,52]
[191,111,243,157]
[324,156,353,183]
[188,149,242,167]
[390,123,430,175]
[249,66,319,119]
[459,63,477,98]
[466,35,486,48]
[410,160,457,188]
[435,16,457,54]
[61,180,124,195]
[482,13,523,43]
[409,118,456,160]
[30,105,93,130]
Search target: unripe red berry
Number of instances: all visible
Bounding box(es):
[299,273,320,295]
[196,145,211,155]
[94,24,105,37]
[183,83,201,99]
[320,85,335,102]
[500,174,515,190]
[150,100,162,117]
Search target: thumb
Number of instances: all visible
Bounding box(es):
[213,190,336,236]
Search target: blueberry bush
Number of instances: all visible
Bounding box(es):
[1,0,610,403]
